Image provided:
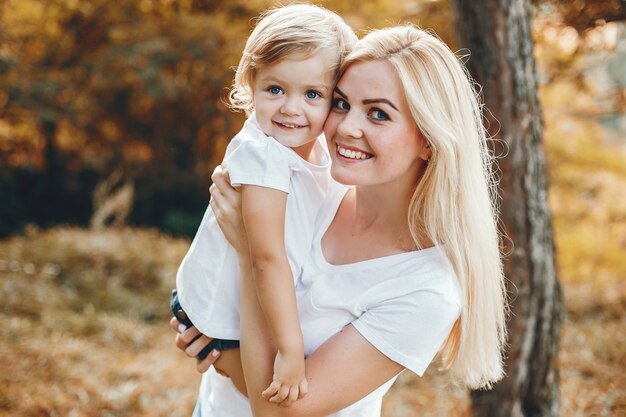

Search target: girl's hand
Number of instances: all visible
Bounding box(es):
[262,350,308,407]
[209,165,248,253]
[169,317,223,374]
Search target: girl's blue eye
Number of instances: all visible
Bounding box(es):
[371,108,389,121]
[268,86,283,95]
[306,90,320,99]
[332,98,350,111]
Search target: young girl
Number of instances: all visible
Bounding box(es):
[174,3,356,406]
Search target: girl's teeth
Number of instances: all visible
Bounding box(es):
[280,122,301,128]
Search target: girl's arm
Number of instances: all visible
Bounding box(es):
[240,185,307,403]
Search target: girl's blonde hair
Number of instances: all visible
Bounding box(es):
[229,3,357,114]
[342,25,508,389]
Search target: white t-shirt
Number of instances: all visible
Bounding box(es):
[176,112,330,338]
[196,181,462,417]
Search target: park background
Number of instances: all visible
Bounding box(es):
[0,0,624,416]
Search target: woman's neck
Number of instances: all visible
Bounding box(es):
[351,186,412,240]
[322,186,416,266]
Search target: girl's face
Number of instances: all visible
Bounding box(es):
[253,51,336,161]
[324,59,430,191]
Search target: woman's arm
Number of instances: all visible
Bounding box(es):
[169,317,247,396]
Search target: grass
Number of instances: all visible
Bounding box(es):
[1,225,624,416]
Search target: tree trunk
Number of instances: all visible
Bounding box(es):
[451,1,564,416]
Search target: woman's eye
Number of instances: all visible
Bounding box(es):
[268,86,283,95]
[370,108,389,121]
[305,90,320,99]
[332,98,350,111]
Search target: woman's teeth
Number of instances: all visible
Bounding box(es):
[337,145,372,160]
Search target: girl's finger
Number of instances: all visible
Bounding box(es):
[270,385,290,403]
[287,386,299,404]
[298,379,308,398]
[262,380,281,399]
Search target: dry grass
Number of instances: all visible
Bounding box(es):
[1,226,625,416]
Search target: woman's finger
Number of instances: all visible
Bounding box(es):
[169,316,183,333]
[196,349,221,373]
[211,165,232,187]
[185,334,214,357]
[210,165,223,185]
[175,326,200,350]
[211,167,239,207]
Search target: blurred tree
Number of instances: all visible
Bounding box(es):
[0,0,259,233]
[452,0,564,416]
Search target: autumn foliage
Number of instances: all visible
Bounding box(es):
[0,0,625,416]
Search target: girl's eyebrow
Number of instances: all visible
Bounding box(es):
[334,87,398,111]
[307,84,330,94]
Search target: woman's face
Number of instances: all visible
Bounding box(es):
[324,59,430,191]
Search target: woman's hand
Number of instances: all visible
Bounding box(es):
[170,317,248,396]
[209,165,248,253]
[169,317,222,374]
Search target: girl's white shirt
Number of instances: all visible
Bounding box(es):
[176,112,331,338]
[197,180,462,417]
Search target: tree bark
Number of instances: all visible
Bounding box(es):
[451,1,564,416]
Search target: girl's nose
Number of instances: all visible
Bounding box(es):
[280,96,302,116]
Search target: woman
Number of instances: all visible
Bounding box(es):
[173,24,507,417]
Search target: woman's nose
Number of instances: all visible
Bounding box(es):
[336,111,363,139]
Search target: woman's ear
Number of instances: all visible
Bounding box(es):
[417,132,432,162]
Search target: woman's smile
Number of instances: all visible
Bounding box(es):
[335,143,373,160]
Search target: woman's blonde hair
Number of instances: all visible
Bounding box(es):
[342,25,508,389]
[229,3,357,114]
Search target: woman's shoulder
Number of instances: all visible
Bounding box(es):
[359,247,461,309]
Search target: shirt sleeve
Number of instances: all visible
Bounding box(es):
[225,135,292,193]
[351,286,461,376]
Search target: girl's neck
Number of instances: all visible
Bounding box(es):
[291,138,319,163]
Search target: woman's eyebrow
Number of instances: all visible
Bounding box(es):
[363,98,398,111]
[334,87,348,98]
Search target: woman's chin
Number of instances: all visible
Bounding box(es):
[330,168,361,186]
